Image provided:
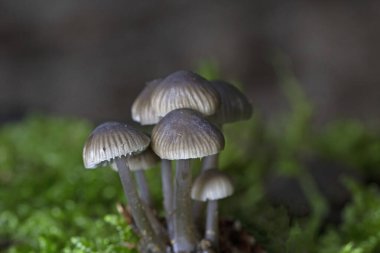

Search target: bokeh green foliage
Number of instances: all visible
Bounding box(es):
[318,179,380,253]
[317,121,380,177]
[0,116,138,252]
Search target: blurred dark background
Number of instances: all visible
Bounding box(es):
[1,0,379,124]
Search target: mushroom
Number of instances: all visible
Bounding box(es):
[150,70,220,118]
[151,108,225,253]
[82,122,166,253]
[191,168,234,249]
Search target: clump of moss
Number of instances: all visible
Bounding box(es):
[0,116,138,252]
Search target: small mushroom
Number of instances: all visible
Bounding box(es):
[191,168,234,249]
[152,108,225,253]
[83,122,166,253]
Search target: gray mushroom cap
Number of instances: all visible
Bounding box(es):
[191,168,234,201]
[150,70,220,117]
[83,122,150,169]
[209,80,253,124]
[151,108,225,160]
[131,79,162,125]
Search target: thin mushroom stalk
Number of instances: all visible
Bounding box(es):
[115,157,166,253]
[127,147,160,209]
[205,200,219,247]
[173,159,197,253]
[143,201,170,244]
[135,170,153,207]
[161,159,174,237]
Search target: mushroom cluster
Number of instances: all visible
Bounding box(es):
[82,70,252,253]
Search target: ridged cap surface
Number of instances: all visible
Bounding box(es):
[131,79,162,125]
[83,122,150,168]
[151,108,224,160]
[210,80,253,124]
[191,168,234,201]
[127,147,160,171]
[150,70,220,117]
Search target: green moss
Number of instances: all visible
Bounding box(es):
[0,116,137,252]
[319,180,380,253]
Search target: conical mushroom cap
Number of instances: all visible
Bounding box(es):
[210,80,253,124]
[131,79,162,125]
[150,70,220,117]
[151,108,225,160]
[191,168,234,201]
[127,147,160,171]
[83,122,150,168]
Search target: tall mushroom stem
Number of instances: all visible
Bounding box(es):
[161,159,174,237]
[135,170,153,207]
[173,159,197,253]
[115,157,166,253]
[205,200,219,247]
